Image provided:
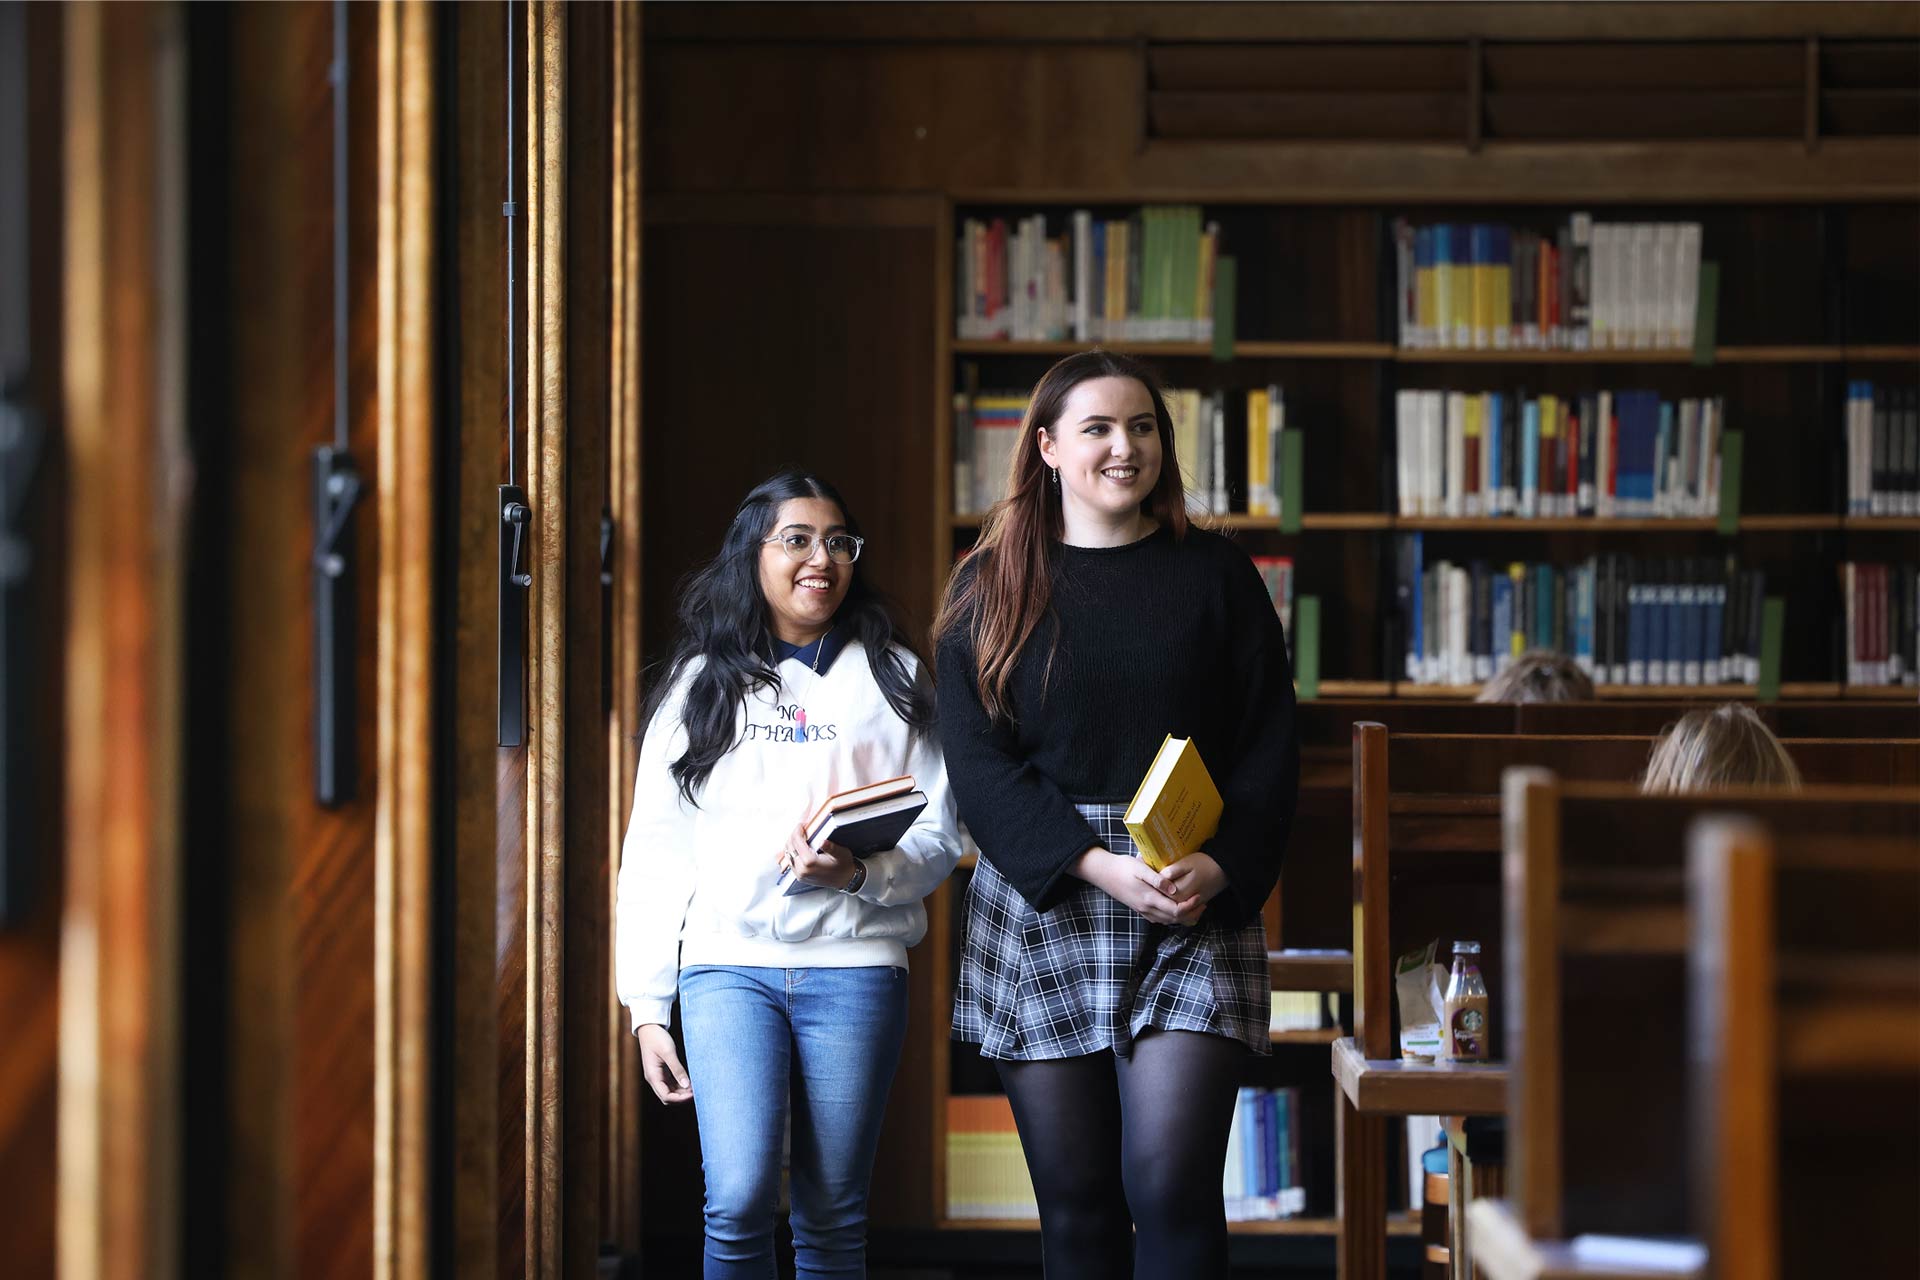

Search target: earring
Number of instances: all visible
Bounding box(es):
[1049,467,1060,488]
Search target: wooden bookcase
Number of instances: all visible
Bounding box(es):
[925,194,1918,1241]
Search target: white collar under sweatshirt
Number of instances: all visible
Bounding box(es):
[614,640,962,1031]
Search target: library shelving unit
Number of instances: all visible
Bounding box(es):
[925,195,1918,1253]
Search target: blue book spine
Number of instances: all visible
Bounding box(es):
[1655,399,1675,515]
[1679,571,1702,684]
[1639,392,1661,510]
[1535,565,1553,648]
[1577,562,1595,668]
[1261,1091,1280,1200]
[1522,399,1541,516]
[1628,580,1648,684]
[1660,573,1682,684]
[1491,573,1512,667]
[1239,1088,1260,1208]
[1277,1090,1292,1192]
[1247,1089,1267,1202]
[1493,224,1512,347]
[1647,570,1669,685]
[1703,581,1725,683]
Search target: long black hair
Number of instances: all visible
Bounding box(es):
[642,469,933,805]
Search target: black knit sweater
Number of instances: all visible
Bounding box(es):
[935,525,1299,926]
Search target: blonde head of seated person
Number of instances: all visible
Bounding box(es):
[1641,702,1803,794]
[1475,650,1595,704]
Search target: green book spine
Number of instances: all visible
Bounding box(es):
[1716,429,1743,536]
[1757,595,1785,702]
[1142,207,1161,336]
[1691,260,1720,367]
[1211,256,1237,363]
[1294,595,1321,700]
[1279,428,1304,534]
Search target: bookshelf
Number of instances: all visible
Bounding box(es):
[943,200,1920,701]
[928,193,1916,1247]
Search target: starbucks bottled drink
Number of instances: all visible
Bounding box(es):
[1443,941,1490,1063]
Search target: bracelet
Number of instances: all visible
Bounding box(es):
[842,860,868,895]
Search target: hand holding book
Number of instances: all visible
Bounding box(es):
[775,821,861,893]
[775,775,929,896]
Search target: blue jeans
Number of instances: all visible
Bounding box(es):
[678,964,909,1280]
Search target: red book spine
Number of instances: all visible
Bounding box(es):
[1567,412,1581,505]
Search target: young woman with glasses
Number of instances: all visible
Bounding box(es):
[934,351,1300,1279]
[616,469,961,1279]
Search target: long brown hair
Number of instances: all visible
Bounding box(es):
[933,349,1189,722]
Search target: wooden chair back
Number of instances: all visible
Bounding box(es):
[1499,777,1920,1251]
[1688,817,1920,1280]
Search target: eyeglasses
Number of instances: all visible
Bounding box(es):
[761,531,865,565]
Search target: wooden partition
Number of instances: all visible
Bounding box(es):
[1469,780,1920,1279]
[1689,818,1920,1280]
[1337,724,1920,1280]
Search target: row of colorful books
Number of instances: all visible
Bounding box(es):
[953,379,1298,519]
[1251,556,1296,645]
[1842,562,1918,687]
[947,1089,1314,1223]
[1170,386,1299,518]
[1398,541,1770,688]
[1391,216,1704,352]
[1268,987,1327,1034]
[1224,1087,1308,1221]
[945,1096,1037,1221]
[1844,383,1920,517]
[955,206,1219,344]
[1395,389,1729,520]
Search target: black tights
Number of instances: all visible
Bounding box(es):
[995,1030,1246,1280]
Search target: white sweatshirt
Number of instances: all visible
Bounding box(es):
[614,641,962,1031]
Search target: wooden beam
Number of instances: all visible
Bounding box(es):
[59,5,189,1277]
[643,2,1920,45]
[1502,767,1562,1240]
[524,2,567,1276]
[605,0,645,1254]
[1687,819,1778,1280]
[373,3,436,1278]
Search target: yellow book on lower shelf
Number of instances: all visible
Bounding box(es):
[1123,734,1224,872]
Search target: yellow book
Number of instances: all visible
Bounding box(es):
[1245,389,1270,516]
[1123,734,1223,872]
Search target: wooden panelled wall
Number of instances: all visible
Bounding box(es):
[637,0,1920,1242]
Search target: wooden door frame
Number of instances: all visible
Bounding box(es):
[58,5,190,1278]
[605,0,645,1255]
[524,2,568,1275]
[373,2,436,1277]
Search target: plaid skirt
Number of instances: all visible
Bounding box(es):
[952,802,1271,1061]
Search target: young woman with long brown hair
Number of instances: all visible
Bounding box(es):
[934,350,1299,1278]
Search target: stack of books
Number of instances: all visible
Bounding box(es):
[1842,562,1919,687]
[1224,1087,1307,1220]
[1395,388,1728,520]
[1845,382,1920,516]
[1268,989,1330,1034]
[952,379,1297,521]
[1392,214,1704,352]
[1398,540,1769,688]
[955,206,1220,343]
[945,1096,1038,1220]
